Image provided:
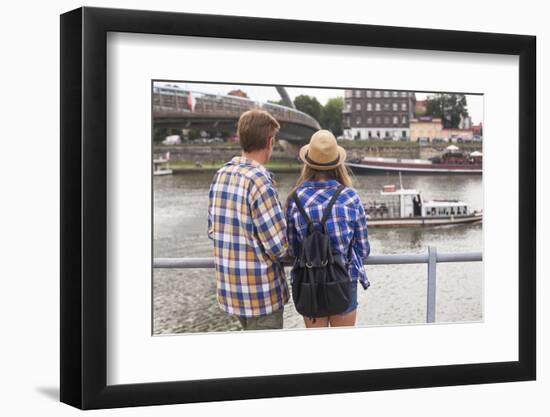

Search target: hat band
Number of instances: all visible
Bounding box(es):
[305,150,340,167]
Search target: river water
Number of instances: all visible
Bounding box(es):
[153,170,483,334]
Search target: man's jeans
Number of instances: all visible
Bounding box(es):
[237,307,284,331]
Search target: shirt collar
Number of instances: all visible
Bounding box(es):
[230,156,262,168]
[302,179,340,188]
[229,156,271,177]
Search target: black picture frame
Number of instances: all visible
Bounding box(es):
[60,6,536,410]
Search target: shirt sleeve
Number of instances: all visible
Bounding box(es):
[353,195,370,260]
[250,176,288,261]
[207,180,215,240]
[285,199,300,259]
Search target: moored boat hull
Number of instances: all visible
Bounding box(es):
[367,213,482,228]
[347,162,482,174]
[154,169,173,176]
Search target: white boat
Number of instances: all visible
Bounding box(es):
[365,182,482,228]
[153,157,173,176]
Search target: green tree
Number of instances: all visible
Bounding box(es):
[293,95,322,121]
[188,129,202,140]
[414,106,427,117]
[425,94,469,128]
[320,97,344,136]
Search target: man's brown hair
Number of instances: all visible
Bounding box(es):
[237,110,280,152]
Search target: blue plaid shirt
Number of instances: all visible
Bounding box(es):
[208,156,289,317]
[286,179,371,289]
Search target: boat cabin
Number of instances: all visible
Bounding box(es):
[376,184,470,218]
[422,201,470,217]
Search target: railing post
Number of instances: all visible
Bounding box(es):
[426,246,437,323]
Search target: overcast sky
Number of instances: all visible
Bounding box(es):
[155,81,483,125]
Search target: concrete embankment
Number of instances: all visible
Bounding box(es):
[154,140,482,172]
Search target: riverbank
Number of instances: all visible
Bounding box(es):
[167,161,303,174]
[155,140,482,173]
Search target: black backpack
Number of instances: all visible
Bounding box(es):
[290,184,353,318]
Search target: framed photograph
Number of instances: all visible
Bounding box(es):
[60,6,536,410]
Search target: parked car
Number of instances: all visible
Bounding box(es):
[162,135,181,145]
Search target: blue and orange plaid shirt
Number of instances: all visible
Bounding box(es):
[207,156,289,317]
[286,179,371,289]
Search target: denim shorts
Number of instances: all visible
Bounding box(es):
[339,280,358,315]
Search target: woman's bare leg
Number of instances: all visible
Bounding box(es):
[303,316,329,328]
[328,310,357,327]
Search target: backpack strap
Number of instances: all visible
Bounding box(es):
[320,185,346,227]
[293,184,346,233]
[292,191,314,231]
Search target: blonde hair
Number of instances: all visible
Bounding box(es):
[286,164,353,208]
[237,109,280,152]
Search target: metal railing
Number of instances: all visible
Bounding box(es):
[153,246,482,323]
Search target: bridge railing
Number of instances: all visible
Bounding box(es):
[153,246,482,323]
[153,92,321,130]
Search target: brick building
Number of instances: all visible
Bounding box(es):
[342,89,416,140]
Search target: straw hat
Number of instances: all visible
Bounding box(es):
[299,130,347,171]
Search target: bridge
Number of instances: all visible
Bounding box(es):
[153,85,321,143]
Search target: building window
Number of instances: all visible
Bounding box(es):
[384,117,390,124]
[368,131,373,138]
[401,103,407,111]
[345,90,353,98]
[367,103,373,111]
[402,116,407,124]
[376,131,381,138]
[385,131,391,137]
[375,116,381,124]
[356,103,361,111]
[367,117,372,124]
[384,103,390,110]
[366,90,372,98]
[356,116,361,125]
[375,103,381,111]
[392,102,398,111]
[383,91,390,98]
[401,92,407,97]
[402,131,407,138]
[393,91,399,97]
[355,90,362,98]
[393,116,398,125]
[375,90,381,98]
